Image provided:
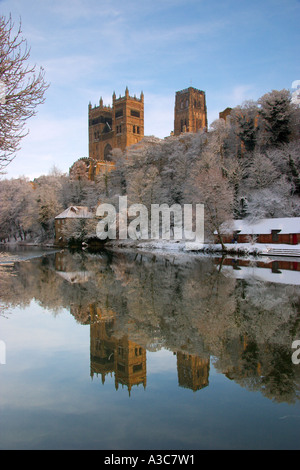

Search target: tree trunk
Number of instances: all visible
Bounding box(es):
[216,228,226,251]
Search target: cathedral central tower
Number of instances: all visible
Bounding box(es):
[174,87,207,136]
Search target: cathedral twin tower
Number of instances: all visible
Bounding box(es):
[88,86,207,177]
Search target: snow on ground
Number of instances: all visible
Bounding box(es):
[106,238,300,258]
[185,241,300,256]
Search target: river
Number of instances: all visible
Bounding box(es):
[0,246,299,450]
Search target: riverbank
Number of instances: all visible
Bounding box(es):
[104,238,300,258]
[1,238,300,260]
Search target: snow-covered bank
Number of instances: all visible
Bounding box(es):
[105,238,300,258]
[188,242,300,257]
[2,237,300,262]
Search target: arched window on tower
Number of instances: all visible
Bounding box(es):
[104,143,112,161]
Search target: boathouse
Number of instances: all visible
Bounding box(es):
[54,206,94,245]
[217,217,300,245]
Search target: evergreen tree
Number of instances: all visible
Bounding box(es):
[258,89,295,146]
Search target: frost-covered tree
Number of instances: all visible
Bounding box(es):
[109,148,127,197]
[123,138,164,207]
[245,179,294,221]
[95,165,115,201]
[126,165,161,208]
[266,142,300,196]
[222,157,248,218]
[246,152,280,189]
[230,100,259,153]
[69,158,89,181]
[258,89,295,147]
[0,177,34,240]
[33,174,63,238]
[60,218,98,244]
[158,133,206,205]
[0,15,48,170]
[237,143,300,220]
[208,118,231,159]
[186,155,234,247]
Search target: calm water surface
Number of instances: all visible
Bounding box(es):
[0,246,300,450]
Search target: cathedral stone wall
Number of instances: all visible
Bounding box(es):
[88,88,144,178]
[174,87,207,136]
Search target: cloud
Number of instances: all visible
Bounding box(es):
[230,84,256,105]
[292,80,300,89]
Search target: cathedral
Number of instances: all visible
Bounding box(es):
[86,86,207,179]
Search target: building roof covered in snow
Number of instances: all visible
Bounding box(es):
[219,217,300,235]
[55,206,94,219]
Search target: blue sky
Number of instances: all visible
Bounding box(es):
[1,0,299,179]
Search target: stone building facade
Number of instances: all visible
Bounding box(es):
[86,86,208,180]
[174,87,207,136]
[88,87,144,178]
[219,107,232,122]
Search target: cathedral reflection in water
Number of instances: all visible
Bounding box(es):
[52,250,300,402]
[89,305,210,395]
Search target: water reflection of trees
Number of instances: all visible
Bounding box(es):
[1,249,300,403]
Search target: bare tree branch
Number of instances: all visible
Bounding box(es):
[0,15,49,170]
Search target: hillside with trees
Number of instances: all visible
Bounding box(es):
[0,88,299,245]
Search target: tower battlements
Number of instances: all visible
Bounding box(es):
[113,88,144,103]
